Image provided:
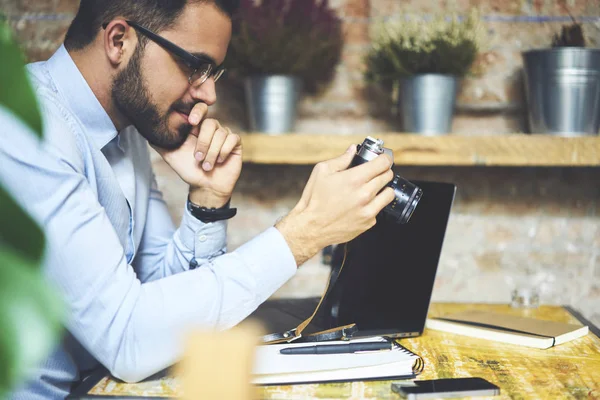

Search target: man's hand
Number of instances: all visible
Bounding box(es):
[152,103,242,208]
[275,145,395,266]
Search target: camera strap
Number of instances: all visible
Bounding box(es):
[260,243,357,345]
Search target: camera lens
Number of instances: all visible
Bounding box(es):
[349,137,422,224]
[385,176,423,224]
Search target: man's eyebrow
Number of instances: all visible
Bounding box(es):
[191,52,220,66]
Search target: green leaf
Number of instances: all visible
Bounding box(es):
[0,249,64,398]
[0,185,45,265]
[0,20,43,138]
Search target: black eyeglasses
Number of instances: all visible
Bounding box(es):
[102,20,225,87]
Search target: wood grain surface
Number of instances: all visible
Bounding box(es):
[85,303,600,399]
[239,134,600,166]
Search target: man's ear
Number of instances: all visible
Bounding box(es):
[103,20,136,67]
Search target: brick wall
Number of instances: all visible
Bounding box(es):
[155,161,600,325]
[2,0,599,325]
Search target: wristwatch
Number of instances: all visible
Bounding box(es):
[187,197,237,223]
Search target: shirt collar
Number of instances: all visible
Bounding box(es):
[47,45,118,149]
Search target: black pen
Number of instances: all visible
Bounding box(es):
[280,342,393,355]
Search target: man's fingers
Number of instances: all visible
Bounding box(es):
[201,128,228,171]
[188,102,209,126]
[325,144,357,173]
[342,153,392,183]
[366,186,396,216]
[194,118,222,162]
[216,129,241,163]
[188,124,200,138]
[364,169,394,198]
[297,166,318,210]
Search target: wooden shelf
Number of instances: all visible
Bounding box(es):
[239,134,600,166]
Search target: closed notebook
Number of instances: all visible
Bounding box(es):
[425,310,588,349]
[252,337,424,385]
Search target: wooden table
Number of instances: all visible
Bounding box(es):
[72,303,600,399]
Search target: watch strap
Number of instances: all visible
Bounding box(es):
[187,197,237,223]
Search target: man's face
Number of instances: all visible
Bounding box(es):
[112,2,232,150]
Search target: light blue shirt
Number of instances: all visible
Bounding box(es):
[0,45,297,399]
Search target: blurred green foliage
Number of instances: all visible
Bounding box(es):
[365,10,486,84]
[0,18,64,398]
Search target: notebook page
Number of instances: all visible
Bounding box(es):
[253,337,418,376]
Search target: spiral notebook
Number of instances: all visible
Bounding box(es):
[252,336,424,385]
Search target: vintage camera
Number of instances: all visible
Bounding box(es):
[350,136,422,224]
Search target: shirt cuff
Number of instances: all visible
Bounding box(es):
[178,205,227,260]
[233,226,297,301]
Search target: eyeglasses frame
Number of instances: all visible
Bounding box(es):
[101,20,225,86]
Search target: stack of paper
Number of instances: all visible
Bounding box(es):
[252,337,423,385]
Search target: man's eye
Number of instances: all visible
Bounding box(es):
[189,64,213,82]
[198,63,212,75]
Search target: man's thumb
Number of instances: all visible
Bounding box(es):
[328,144,357,172]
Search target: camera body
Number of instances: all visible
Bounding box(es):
[350,137,422,224]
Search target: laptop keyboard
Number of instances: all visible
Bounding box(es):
[252,297,332,332]
[264,297,321,320]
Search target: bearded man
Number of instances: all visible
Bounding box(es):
[0,1,395,398]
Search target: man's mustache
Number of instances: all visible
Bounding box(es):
[172,101,202,116]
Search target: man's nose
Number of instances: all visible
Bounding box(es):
[189,77,217,106]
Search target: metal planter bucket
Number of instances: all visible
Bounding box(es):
[244,75,302,134]
[523,48,600,136]
[398,74,458,135]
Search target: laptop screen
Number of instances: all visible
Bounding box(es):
[320,180,456,337]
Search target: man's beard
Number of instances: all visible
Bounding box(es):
[112,46,193,150]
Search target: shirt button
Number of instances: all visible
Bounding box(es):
[189,259,198,270]
[198,235,208,242]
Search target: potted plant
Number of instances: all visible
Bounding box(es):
[522,17,600,136]
[365,10,485,135]
[227,0,342,134]
[0,19,63,397]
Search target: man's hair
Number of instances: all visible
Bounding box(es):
[64,0,239,51]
